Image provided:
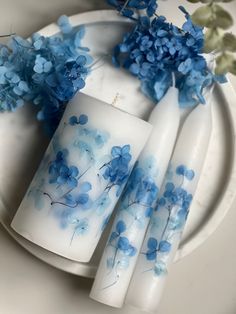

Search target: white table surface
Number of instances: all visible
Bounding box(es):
[0,1,236,314]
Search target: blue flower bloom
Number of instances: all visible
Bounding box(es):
[94,192,111,216]
[48,150,80,188]
[136,177,159,206]
[109,220,126,243]
[176,165,195,180]
[117,237,137,256]
[109,4,217,108]
[0,16,91,135]
[103,145,132,194]
[94,130,110,148]
[111,145,132,166]
[56,165,79,188]
[145,237,158,260]
[69,114,88,126]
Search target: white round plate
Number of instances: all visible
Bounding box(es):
[1,10,236,278]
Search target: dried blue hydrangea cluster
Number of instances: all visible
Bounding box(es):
[0,15,91,134]
[108,2,226,107]
[107,0,158,18]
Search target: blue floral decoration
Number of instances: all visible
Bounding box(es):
[142,164,195,276]
[108,2,226,107]
[106,220,137,272]
[0,16,91,135]
[107,0,158,18]
[28,114,133,245]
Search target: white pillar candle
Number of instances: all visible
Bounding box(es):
[11,93,152,262]
[126,98,212,313]
[90,87,180,308]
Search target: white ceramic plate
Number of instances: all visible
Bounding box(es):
[1,10,236,278]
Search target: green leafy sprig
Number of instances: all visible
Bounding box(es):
[187,0,236,74]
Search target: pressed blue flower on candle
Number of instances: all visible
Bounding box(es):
[102,145,132,196]
[142,164,195,276]
[103,222,139,287]
[69,114,88,126]
[145,237,158,261]
[27,113,134,245]
[70,218,89,244]
[56,166,79,188]
[94,192,111,216]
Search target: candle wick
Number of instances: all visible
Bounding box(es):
[111,93,120,107]
[171,72,176,88]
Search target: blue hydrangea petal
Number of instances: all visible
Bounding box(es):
[116,220,126,234]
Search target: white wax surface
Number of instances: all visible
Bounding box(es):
[90,87,180,307]
[11,93,152,262]
[126,102,213,312]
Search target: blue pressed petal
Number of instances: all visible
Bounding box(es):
[159,240,171,253]
[57,176,67,185]
[176,165,186,176]
[185,169,195,180]
[68,177,78,188]
[146,250,157,260]
[70,166,79,177]
[118,236,130,251]
[147,237,158,250]
[33,63,43,74]
[165,182,175,192]
[80,182,92,193]
[116,220,126,234]
[129,63,140,75]
[121,144,130,154]
[78,114,88,125]
[109,231,118,243]
[145,206,153,217]
[111,146,122,157]
[69,116,79,125]
[77,193,89,205]
[128,245,137,257]
[59,165,69,175]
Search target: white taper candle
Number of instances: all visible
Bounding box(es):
[126,95,213,313]
[90,86,180,307]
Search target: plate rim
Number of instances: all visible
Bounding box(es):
[1,9,236,276]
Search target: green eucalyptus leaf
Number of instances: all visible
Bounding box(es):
[212,4,233,29]
[215,53,235,74]
[222,33,236,52]
[204,28,222,52]
[191,5,213,27]
[187,0,200,2]
[220,0,236,2]
[229,61,236,75]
